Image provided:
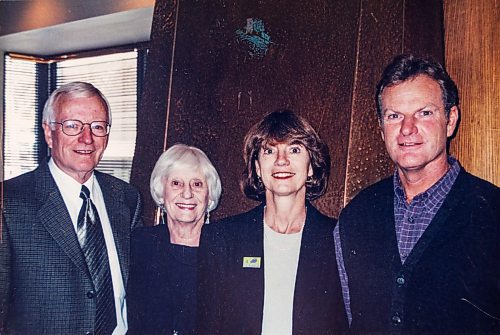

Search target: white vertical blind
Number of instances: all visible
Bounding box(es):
[3,55,40,180]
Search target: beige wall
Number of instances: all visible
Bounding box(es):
[0,0,154,37]
[444,0,499,186]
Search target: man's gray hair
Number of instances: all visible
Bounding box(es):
[42,81,111,126]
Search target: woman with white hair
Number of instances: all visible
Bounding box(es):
[127,144,222,335]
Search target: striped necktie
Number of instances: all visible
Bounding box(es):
[78,185,117,335]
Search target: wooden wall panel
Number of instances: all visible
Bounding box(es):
[344,0,444,203]
[131,0,177,223]
[404,0,445,59]
[166,0,360,219]
[345,0,402,204]
[444,0,498,186]
[131,0,446,224]
[301,2,361,215]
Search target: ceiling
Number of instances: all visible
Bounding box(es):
[0,5,154,56]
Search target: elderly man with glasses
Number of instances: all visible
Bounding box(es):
[1,82,142,335]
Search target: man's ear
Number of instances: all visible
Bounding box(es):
[446,106,459,137]
[379,119,386,142]
[42,123,53,149]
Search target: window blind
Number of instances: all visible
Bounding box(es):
[3,55,40,180]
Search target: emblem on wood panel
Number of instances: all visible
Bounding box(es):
[235,18,272,58]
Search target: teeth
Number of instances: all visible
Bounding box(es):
[177,203,196,209]
[272,172,294,177]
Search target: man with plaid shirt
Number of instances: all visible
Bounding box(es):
[334,55,499,334]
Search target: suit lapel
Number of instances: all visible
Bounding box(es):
[35,163,91,279]
[381,187,401,266]
[244,207,265,330]
[97,173,131,285]
[293,205,316,323]
[232,205,265,333]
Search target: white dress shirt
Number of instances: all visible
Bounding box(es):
[48,159,127,334]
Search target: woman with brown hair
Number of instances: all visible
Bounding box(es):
[198,110,347,334]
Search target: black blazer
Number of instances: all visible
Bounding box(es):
[198,203,348,335]
[0,161,142,335]
[128,224,198,335]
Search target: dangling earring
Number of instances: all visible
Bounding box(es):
[205,211,211,224]
[155,205,166,226]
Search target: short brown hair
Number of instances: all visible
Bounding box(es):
[376,54,459,122]
[242,110,330,201]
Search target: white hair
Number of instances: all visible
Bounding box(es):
[150,144,222,212]
[42,81,111,125]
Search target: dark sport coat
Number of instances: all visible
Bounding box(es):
[0,160,142,335]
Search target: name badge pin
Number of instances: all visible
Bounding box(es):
[242,256,261,268]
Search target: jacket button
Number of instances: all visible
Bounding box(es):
[87,290,95,299]
[86,332,94,335]
[396,276,405,285]
[391,315,402,324]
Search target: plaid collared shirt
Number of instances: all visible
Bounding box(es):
[394,156,460,262]
[334,156,461,323]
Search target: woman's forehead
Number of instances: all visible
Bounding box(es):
[167,164,205,178]
[261,138,303,147]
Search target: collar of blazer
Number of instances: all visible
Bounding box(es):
[35,160,133,284]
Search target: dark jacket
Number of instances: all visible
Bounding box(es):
[339,170,500,334]
[198,202,348,335]
[0,161,142,335]
[128,224,198,335]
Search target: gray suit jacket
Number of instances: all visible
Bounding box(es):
[0,161,142,335]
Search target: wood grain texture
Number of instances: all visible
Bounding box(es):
[404,0,445,60]
[165,0,360,219]
[130,0,178,222]
[131,0,447,224]
[344,0,402,204]
[444,0,499,186]
[344,0,444,204]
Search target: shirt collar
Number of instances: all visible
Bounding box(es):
[393,156,461,205]
[48,158,95,199]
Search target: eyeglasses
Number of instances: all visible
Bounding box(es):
[50,120,111,137]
